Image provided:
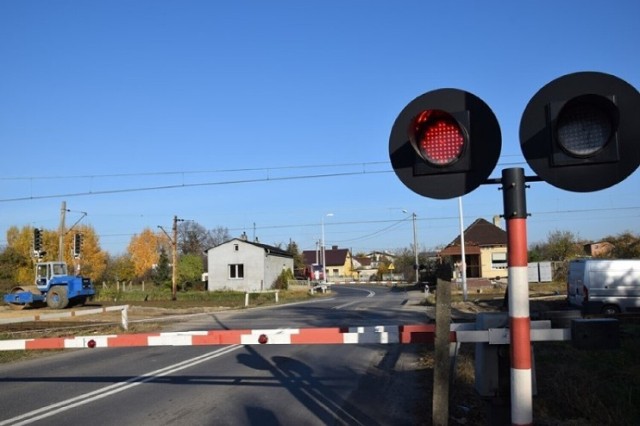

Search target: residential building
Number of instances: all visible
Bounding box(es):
[205,238,294,291]
[302,245,357,281]
[583,241,615,257]
[439,217,508,280]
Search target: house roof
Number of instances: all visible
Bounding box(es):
[302,247,350,267]
[207,238,293,258]
[439,218,507,256]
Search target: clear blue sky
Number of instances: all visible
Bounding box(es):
[1,1,639,256]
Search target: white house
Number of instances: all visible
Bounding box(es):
[205,238,294,292]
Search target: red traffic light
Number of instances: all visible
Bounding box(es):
[520,72,640,192]
[411,110,466,166]
[389,89,501,199]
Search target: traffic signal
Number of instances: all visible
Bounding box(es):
[33,228,42,252]
[73,233,83,258]
[389,89,502,199]
[520,72,640,192]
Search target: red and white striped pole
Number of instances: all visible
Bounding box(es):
[502,168,533,426]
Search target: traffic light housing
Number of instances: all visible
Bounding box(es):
[33,228,42,253]
[389,89,502,199]
[520,72,640,192]
[73,233,83,258]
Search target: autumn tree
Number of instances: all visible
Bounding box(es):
[0,246,30,289]
[3,224,106,284]
[5,226,40,283]
[102,253,136,283]
[127,228,170,280]
[64,224,107,282]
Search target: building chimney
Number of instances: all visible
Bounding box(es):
[493,215,502,229]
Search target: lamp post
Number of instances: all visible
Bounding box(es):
[321,213,333,284]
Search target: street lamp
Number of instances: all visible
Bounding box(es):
[321,213,334,284]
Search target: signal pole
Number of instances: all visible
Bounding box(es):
[58,201,66,261]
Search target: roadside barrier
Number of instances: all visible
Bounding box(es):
[0,320,572,351]
[0,305,130,330]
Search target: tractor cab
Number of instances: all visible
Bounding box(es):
[35,262,69,289]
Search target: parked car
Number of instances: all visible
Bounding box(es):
[567,259,640,314]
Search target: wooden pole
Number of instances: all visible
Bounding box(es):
[432,277,452,425]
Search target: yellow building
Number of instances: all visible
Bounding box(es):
[439,218,508,280]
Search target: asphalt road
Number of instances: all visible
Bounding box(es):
[0,285,430,426]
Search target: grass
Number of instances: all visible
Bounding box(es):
[93,284,319,308]
[414,280,640,425]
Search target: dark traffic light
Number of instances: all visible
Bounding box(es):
[33,228,42,252]
[520,72,640,192]
[73,233,83,258]
[389,89,502,199]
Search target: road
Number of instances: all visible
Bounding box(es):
[0,285,429,426]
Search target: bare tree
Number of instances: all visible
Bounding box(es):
[178,222,230,257]
[208,226,231,247]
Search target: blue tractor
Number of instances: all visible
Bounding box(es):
[3,261,95,309]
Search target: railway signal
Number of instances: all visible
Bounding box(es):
[389,88,502,199]
[73,233,83,258]
[33,228,42,255]
[520,71,640,192]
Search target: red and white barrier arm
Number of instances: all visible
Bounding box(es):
[0,324,455,351]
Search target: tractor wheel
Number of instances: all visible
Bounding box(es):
[47,286,69,309]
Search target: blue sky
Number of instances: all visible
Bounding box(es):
[1,1,639,256]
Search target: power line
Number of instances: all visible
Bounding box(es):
[0,169,391,203]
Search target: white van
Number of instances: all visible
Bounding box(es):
[567,259,640,314]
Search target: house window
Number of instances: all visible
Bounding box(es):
[229,264,244,279]
[234,244,239,251]
[491,252,507,269]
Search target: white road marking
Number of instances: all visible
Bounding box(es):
[332,287,375,309]
[0,345,242,426]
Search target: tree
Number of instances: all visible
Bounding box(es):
[530,230,583,262]
[0,246,30,288]
[209,226,231,247]
[178,221,215,256]
[152,247,171,287]
[602,231,640,259]
[127,228,170,280]
[178,253,205,290]
[65,224,107,282]
[286,240,304,272]
[392,247,415,280]
[102,253,136,283]
[4,224,107,284]
[272,268,293,290]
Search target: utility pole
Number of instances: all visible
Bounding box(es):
[58,201,67,262]
[159,215,184,301]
